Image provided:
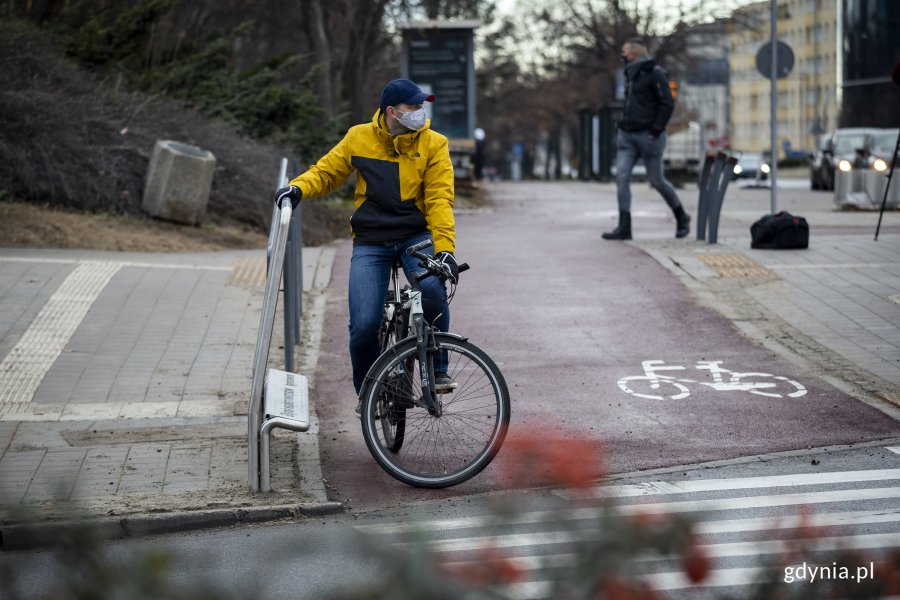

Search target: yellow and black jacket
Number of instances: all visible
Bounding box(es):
[289,110,456,254]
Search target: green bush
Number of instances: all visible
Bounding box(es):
[61,0,334,161]
[64,0,177,69]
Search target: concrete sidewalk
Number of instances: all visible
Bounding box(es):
[0,245,340,548]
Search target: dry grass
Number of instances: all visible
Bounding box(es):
[0,199,268,252]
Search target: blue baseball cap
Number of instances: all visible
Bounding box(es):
[380,79,435,111]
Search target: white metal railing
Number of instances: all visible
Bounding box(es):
[248,158,310,492]
[268,158,303,371]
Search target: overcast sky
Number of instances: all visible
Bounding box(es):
[495,0,761,32]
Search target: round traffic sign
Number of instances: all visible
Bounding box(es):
[755,41,794,79]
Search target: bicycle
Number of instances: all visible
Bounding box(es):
[358,240,511,488]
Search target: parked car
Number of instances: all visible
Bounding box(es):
[869,128,899,172]
[833,127,900,209]
[810,128,882,191]
[732,152,770,180]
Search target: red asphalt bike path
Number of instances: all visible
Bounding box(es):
[311,182,900,509]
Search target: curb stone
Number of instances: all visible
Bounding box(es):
[0,501,344,551]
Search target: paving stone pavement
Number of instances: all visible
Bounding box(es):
[0,245,339,546]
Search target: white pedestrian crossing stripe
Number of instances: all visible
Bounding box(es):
[357,466,900,597]
[0,261,122,405]
[601,468,900,497]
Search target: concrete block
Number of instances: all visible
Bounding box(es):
[142,140,216,225]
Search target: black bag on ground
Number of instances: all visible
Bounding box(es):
[750,211,809,249]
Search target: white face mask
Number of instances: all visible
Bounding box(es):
[394,107,427,131]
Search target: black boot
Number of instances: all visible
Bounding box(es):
[674,205,691,239]
[602,211,632,240]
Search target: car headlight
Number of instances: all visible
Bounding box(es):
[733,165,743,175]
[873,158,888,173]
[760,163,770,174]
[838,159,852,172]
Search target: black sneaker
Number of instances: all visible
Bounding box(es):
[434,373,458,394]
[354,399,362,419]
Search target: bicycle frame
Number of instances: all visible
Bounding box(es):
[394,273,441,417]
[379,239,466,418]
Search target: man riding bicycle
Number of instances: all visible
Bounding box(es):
[273,79,459,417]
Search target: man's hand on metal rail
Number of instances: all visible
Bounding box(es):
[274,185,302,210]
[434,251,459,284]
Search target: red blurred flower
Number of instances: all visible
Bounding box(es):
[498,424,605,491]
[440,545,524,587]
[598,577,663,600]
[875,551,900,595]
[630,510,669,529]
[682,538,712,584]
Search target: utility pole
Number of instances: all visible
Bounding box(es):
[769,0,779,214]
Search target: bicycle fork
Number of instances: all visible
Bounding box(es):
[408,290,441,417]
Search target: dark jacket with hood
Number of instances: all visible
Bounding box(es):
[619,57,675,136]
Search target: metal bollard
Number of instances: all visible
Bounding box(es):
[696,153,716,241]
[706,153,737,245]
[696,152,736,244]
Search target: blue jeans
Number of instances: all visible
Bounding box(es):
[348,233,450,394]
[615,130,682,213]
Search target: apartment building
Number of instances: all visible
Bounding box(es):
[728,0,838,156]
[841,0,900,128]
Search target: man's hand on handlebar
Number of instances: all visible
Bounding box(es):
[407,241,468,284]
[434,251,459,284]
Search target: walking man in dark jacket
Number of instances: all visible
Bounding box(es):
[603,38,690,240]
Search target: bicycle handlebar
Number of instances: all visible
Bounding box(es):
[407,239,434,254]
[406,241,470,282]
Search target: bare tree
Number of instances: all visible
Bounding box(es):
[472,0,720,177]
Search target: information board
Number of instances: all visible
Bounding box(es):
[402,24,476,141]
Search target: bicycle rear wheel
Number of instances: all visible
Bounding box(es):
[360,333,510,488]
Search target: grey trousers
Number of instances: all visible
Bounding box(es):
[615,130,682,213]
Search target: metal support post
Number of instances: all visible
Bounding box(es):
[290,206,302,341]
[283,238,295,373]
[769,0,779,214]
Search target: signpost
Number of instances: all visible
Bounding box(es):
[756,0,795,215]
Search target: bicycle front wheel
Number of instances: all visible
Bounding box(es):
[360,333,510,488]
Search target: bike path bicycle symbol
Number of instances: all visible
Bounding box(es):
[618,360,807,400]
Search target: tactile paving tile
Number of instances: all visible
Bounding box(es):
[698,254,778,279]
[228,257,268,288]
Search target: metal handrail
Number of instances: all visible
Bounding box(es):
[249,157,306,491]
[267,158,303,371]
[248,199,292,491]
